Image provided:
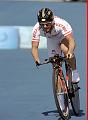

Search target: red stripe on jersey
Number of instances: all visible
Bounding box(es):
[32,38,39,40]
[55,22,68,32]
[33,27,39,38]
[32,40,39,43]
[64,31,72,36]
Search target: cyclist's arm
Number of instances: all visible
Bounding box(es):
[32,41,40,63]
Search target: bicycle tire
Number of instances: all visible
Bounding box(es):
[67,67,80,116]
[70,83,80,116]
[52,68,70,120]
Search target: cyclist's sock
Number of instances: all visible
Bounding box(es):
[72,69,80,83]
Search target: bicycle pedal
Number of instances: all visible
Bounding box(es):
[78,87,80,90]
[68,92,75,98]
[74,87,80,92]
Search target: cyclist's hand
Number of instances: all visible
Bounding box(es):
[66,52,73,59]
[35,61,41,66]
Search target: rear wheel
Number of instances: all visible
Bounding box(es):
[52,68,70,120]
[66,65,80,116]
[70,83,80,116]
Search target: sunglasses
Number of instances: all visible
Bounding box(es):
[40,22,52,27]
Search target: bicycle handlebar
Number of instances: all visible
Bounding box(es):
[38,54,67,66]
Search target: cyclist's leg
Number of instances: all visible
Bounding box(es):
[60,39,80,83]
[66,56,80,83]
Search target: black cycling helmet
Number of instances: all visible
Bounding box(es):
[37,8,54,23]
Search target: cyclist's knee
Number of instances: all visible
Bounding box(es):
[67,55,76,70]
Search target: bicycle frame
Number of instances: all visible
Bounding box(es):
[38,54,80,118]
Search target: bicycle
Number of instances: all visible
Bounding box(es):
[37,54,80,120]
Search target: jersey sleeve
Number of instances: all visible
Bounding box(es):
[60,19,73,36]
[32,23,40,42]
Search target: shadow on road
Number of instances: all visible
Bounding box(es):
[42,109,85,119]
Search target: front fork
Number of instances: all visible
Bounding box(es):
[53,64,67,94]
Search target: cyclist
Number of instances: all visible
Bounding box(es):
[31,8,80,83]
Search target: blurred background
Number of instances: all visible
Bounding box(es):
[0,1,86,120]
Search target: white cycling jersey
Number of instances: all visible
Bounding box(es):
[32,16,73,57]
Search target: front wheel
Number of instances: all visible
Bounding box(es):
[52,69,70,120]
